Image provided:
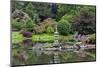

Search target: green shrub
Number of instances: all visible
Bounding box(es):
[23,20,35,32]
[59,14,74,34]
[34,18,55,34]
[88,34,96,44]
[59,35,75,44]
[24,2,37,18]
[58,20,71,35]
[46,26,54,34]
[11,19,35,32]
[11,19,24,30]
[61,14,73,23]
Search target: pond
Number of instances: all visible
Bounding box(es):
[11,39,96,66]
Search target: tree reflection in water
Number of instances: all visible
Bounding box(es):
[12,39,96,66]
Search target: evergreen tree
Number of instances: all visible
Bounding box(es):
[24,3,37,19]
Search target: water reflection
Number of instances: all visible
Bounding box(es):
[12,39,96,66]
[21,39,33,47]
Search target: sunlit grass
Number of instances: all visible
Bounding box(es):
[12,32,24,43]
[12,32,75,43]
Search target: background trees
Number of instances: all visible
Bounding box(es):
[11,1,96,36]
[24,3,37,19]
[72,7,96,35]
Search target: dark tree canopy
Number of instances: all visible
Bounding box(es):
[72,8,96,35]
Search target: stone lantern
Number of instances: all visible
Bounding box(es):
[54,24,59,47]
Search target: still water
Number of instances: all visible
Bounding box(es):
[12,39,96,66]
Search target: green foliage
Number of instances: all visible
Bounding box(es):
[33,14,40,23]
[58,19,71,35]
[24,3,37,18]
[59,35,75,43]
[88,34,96,44]
[61,14,74,23]
[82,6,96,16]
[11,19,24,30]
[56,4,81,21]
[46,26,54,34]
[23,20,35,32]
[58,4,80,14]
[12,32,23,43]
[12,2,96,65]
[11,18,35,32]
[89,34,96,40]
[59,14,74,34]
[12,32,75,43]
[11,1,25,11]
[32,34,54,43]
[34,25,46,34]
[34,18,55,34]
[72,7,96,35]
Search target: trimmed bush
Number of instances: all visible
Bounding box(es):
[20,31,32,38]
[58,20,71,35]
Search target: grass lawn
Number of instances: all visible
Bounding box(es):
[12,32,24,43]
[12,32,75,43]
[32,34,54,43]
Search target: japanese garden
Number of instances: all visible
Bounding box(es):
[11,1,96,66]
